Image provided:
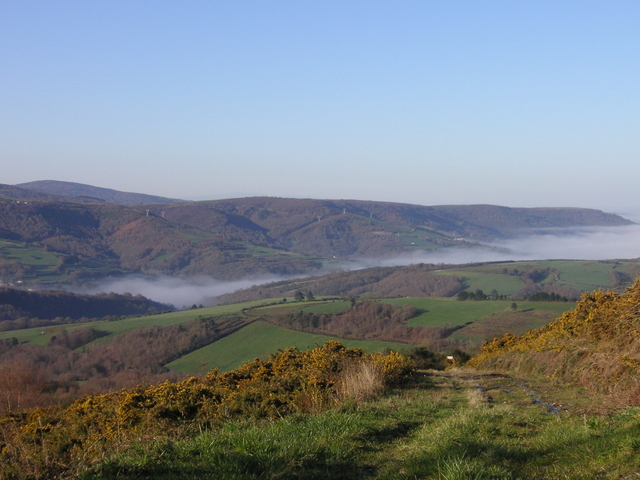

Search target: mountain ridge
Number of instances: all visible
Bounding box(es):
[0,181,633,285]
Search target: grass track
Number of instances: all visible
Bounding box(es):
[78,369,640,479]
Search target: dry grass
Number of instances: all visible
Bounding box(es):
[336,361,384,402]
[469,281,640,407]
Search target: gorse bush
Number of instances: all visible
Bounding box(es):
[469,280,640,403]
[0,341,412,479]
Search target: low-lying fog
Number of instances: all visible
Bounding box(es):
[354,224,640,268]
[84,224,640,308]
[84,275,291,309]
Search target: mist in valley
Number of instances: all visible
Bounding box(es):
[84,224,640,307]
[353,224,640,269]
[83,274,293,309]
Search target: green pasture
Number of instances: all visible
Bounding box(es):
[248,303,305,316]
[302,301,351,315]
[434,269,524,295]
[241,243,309,259]
[504,259,640,290]
[0,299,273,347]
[448,304,571,348]
[379,297,573,328]
[151,253,171,262]
[166,321,406,374]
[433,260,640,294]
[0,241,59,268]
[531,260,617,289]
[249,300,351,317]
[173,229,217,243]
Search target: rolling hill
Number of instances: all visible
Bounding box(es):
[5,285,640,479]
[0,181,633,287]
[17,180,184,205]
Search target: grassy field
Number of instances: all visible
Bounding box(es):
[75,369,640,480]
[166,321,407,374]
[379,297,573,328]
[449,307,564,347]
[538,260,621,289]
[164,298,575,373]
[434,268,525,295]
[302,300,352,314]
[248,300,352,317]
[0,240,59,268]
[0,299,272,346]
[431,260,640,295]
[514,260,636,290]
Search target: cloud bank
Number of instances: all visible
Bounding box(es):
[350,224,640,268]
[85,274,292,309]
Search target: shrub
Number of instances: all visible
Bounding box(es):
[0,341,414,479]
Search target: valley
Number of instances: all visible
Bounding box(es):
[2,181,640,478]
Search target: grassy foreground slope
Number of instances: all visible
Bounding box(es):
[72,371,640,479]
[469,279,640,405]
[4,343,640,479]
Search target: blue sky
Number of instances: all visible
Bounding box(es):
[2,1,639,214]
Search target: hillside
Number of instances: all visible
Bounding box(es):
[0,200,321,284]
[4,339,640,478]
[0,184,76,203]
[211,259,640,304]
[17,180,183,205]
[4,280,640,478]
[0,184,633,286]
[153,197,632,257]
[0,287,171,330]
[469,279,640,406]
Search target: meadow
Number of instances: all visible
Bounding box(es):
[431,259,637,295]
[380,297,572,327]
[0,299,271,346]
[433,268,525,295]
[166,320,407,374]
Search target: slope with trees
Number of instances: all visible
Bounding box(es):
[0,183,633,286]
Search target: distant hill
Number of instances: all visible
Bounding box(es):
[17,180,184,205]
[0,188,633,285]
[151,197,632,258]
[0,287,171,327]
[0,184,74,202]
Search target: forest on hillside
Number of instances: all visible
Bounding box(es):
[0,186,632,285]
[0,288,171,332]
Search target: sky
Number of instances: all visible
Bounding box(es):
[2,1,639,215]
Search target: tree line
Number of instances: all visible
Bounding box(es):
[0,287,171,331]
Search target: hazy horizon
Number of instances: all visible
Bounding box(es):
[3,2,640,214]
[9,178,640,222]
